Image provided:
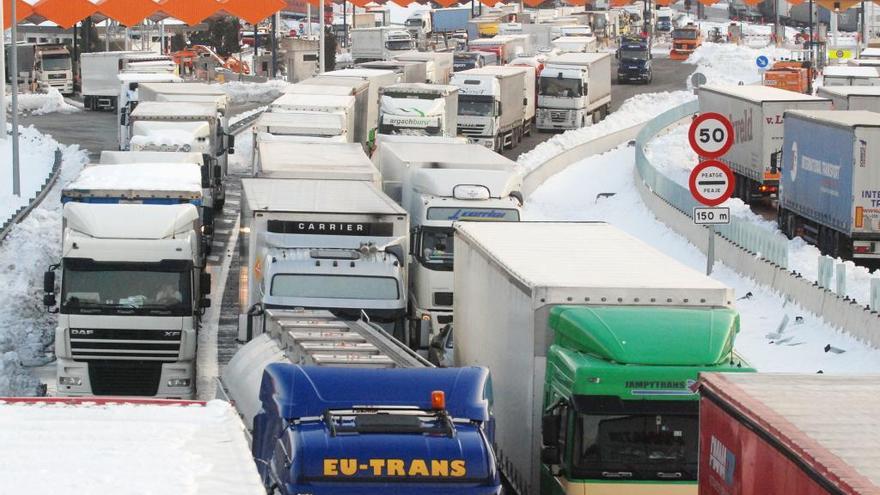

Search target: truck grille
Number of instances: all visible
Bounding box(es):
[433,292,453,306]
[48,73,66,80]
[69,328,182,362]
[458,124,485,137]
[88,360,162,396]
[550,111,569,123]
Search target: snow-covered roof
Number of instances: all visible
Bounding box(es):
[0,399,263,493]
[300,75,371,90]
[700,84,829,103]
[99,151,204,166]
[411,168,521,198]
[817,85,880,97]
[283,83,360,96]
[63,203,200,239]
[118,73,182,83]
[139,82,225,97]
[324,68,397,79]
[375,142,518,170]
[258,143,379,181]
[131,101,217,119]
[270,93,356,111]
[859,47,880,59]
[65,163,202,194]
[786,109,880,128]
[256,111,345,132]
[546,52,610,65]
[824,65,880,78]
[380,83,458,95]
[242,178,405,215]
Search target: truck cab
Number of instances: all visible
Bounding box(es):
[452,72,502,150]
[454,52,498,72]
[116,73,184,150]
[405,10,433,47]
[378,83,459,137]
[538,54,607,129]
[670,24,702,60]
[33,44,73,95]
[43,203,210,399]
[616,36,652,83]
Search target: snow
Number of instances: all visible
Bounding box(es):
[230,105,268,126]
[0,138,89,396]
[65,163,202,193]
[517,91,696,170]
[525,144,880,373]
[684,42,793,88]
[220,79,291,105]
[0,399,263,494]
[11,88,80,116]
[0,125,63,226]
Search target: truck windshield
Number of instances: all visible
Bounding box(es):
[619,50,649,61]
[42,55,71,71]
[672,30,698,40]
[572,412,698,481]
[386,40,415,51]
[405,19,422,27]
[458,95,495,116]
[382,91,442,100]
[540,78,583,98]
[419,227,455,269]
[271,274,400,300]
[61,261,192,316]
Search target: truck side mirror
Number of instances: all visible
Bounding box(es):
[201,272,212,295]
[200,165,211,188]
[43,270,55,294]
[213,165,223,182]
[542,413,561,446]
[200,297,212,309]
[227,134,235,155]
[541,445,561,465]
[43,293,57,308]
[523,97,528,105]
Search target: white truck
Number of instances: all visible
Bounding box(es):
[378,83,459,137]
[117,72,184,149]
[253,141,380,186]
[371,141,523,353]
[268,93,356,143]
[550,35,598,53]
[81,52,177,110]
[238,178,409,341]
[405,10,434,47]
[42,202,210,399]
[321,68,401,145]
[285,78,371,145]
[476,65,536,137]
[468,36,526,65]
[127,101,233,208]
[822,66,880,86]
[537,52,611,131]
[357,59,429,83]
[350,26,416,63]
[393,51,455,84]
[697,85,832,203]
[252,112,350,152]
[817,85,880,111]
[452,66,527,152]
[6,43,73,95]
[453,221,737,495]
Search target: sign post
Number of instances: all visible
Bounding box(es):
[688,113,735,275]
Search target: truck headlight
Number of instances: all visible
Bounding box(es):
[59,376,82,386]
[167,378,191,388]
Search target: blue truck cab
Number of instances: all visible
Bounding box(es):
[616,36,652,84]
[252,364,502,494]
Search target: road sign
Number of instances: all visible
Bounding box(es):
[689,160,735,207]
[756,55,769,68]
[688,112,734,159]
[691,72,707,88]
[693,207,730,225]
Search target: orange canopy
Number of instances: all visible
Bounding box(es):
[3,0,33,29]
[221,0,286,24]
[815,0,861,9]
[31,0,96,28]
[94,0,159,27]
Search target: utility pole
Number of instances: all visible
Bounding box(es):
[319,0,326,73]
[0,0,6,139]
[809,0,814,68]
[271,15,277,77]
[10,0,20,196]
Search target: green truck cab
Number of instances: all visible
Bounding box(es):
[539,306,753,495]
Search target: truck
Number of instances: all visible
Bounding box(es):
[670,23,702,61]
[269,93,357,145]
[817,85,880,111]
[477,65,536,137]
[823,65,880,86]
[357,59,429,83]
[285,77,371,145]
[452,67,526,152]
[371,141,523,353]
[393,51,454,84]
[468,36,525,65]
[378,83,459,137]
[453,221,752,495]
[537,52,611,131]
[252,111,350,148]
[778,110,880,260]
[116,72,185,150]
[656,7,674,31]
[81,52,177,110]
[454,51,498,72]
[254,141,380,186]
[698,373,880,495]
[697,85,832,203]
[432,7,472,34]
[616,35,652,83]
[238,178,409,341]
[550,35,597,53]
[0,397,263,492]
[127,101,232,208]
[42,202,210,398]
[350,27,416,63]
[321,68,401,146]
[5,42,73,94]
[219,309,502,494]
[405,10,433,46]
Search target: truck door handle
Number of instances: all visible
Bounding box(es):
[657,472,683,479]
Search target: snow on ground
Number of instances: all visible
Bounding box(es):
[11,88,80,116]
[0,399,263,494]
[0,136,89,396]
[517,91,695,170]
[220,79,290,105]
[525,144,880,373]
[646,121,880,306]
[685,42,793,87]
[0,126,66,227]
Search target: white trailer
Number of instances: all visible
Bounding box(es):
[321,68,401,145]
[285,77,371,145]
[268,93,357,145]
[81,51,143,110]
[697,85,832,203]
[452,67,526,152]
[817,85,880,112]
[378,83,459,137]
[252,111,349,151]
[117,72,184,149]
[537,52,611,130]
[350,27,416,62]
[474,65,536,136]
[358,58,428,83]
[392,51,455,84]
[453,222,734,495]
[254,141,380,186]
[823,65,880,86]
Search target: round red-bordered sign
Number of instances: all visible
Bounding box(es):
[688,112,735,159]
[689,160,735,206]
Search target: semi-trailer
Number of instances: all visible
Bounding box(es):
[537,52,611,130]
[252,111,350,146]
[357,59,429,83]
[42,202,210,398]
[220,309,503,494]
[453,222,752,495]
[254,141,380,186]
[822,65,880,86]
[475,65,536,136]
[350,27,416,63]
[697,85,832,203]
[451,67,526,152]
[116,72,184,149]
[321,68,401,146]
[371,141,523,353]
[433,7,472,33]
[616,35,652,83]
[779,110,880,260]
[284,77,371,145]
[393,51,455,84]
[81,51,147,110]
[378,83,459,137]
[698,373,880,495]
[268,93,357,145]
[817,85,880,111]
[238,178,409,341]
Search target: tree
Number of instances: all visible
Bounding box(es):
[170,33,187,52]
[324,27,337,72]
[191,17,241,56]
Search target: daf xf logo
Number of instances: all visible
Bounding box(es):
[164,331,181,338]
[71,329,94,336]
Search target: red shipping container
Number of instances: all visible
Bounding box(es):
[698,373,880,495]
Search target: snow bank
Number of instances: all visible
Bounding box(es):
[517,91,695,170]
[684,42,792,87]
[12,88,80,116]
[220,79,290,105]
[0,125,65,227]
[525,144,880,373]
[0,138,89,396]
[0,399,263,494]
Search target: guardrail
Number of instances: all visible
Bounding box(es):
[0,147,63,244]
[633,101,880,348]
[228,111,264,136]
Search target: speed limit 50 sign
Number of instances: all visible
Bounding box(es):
[688,112,734,159]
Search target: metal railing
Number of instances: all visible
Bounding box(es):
[634,100,790,268]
